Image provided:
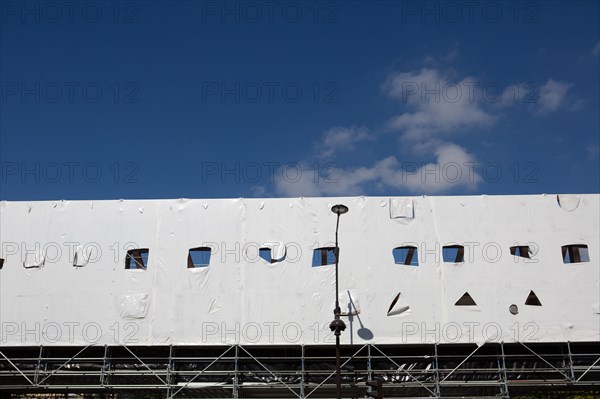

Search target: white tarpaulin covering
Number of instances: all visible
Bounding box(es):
[0,194,598,346]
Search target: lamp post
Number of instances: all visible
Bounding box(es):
[329,204,348,399]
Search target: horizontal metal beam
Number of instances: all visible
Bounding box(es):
[0,342,598,398]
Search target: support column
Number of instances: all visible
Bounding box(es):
[233,345,239,398]
[434,343,441,398]
[500,342,509,398]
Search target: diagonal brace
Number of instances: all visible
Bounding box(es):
[371,344,437,397]
[305,344,368,399]
[518,342,572,381]
[576,355,600,382]
[37,345,91,385]
[169,344,235,398]
[239,345,301,398]
[122,345,167,386]
[0,350,36,386]
[441,343,484,382]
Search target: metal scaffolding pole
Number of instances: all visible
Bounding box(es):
[1,342,599,398]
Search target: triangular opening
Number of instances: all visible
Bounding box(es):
[387,292,410,316]
[455,292,477,306]
[525,290,542,306]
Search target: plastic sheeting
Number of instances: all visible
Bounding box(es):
[0,194,598,346]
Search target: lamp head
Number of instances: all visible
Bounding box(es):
[329,318,347,333]
[330,204,349,215]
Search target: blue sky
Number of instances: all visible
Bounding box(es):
[1,0,598,200]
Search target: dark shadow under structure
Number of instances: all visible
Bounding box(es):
[1,342,599,398]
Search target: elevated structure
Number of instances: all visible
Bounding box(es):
[0,194,598,397]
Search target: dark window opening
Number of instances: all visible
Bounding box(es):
[443,245,465,263]
[312,247,337,267]
[562,244,590,263]
[455,292,477,306]
[0,258,4,269]
[125,249,149,270]
[510,245,531,258]
[525,290,542,306]
[259,247,289,264]
[259,248,273,263]
[188,247,211,268]
[392,246,418,266]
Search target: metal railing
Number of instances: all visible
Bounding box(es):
[1,342,599,398]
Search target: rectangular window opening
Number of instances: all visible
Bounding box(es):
[392,246,418,266]
[125,249,149,270]
[312,247,337,267]
[443,245,464,263]
[188,247,212,268]
[259,248,273,263]
[562,244,590,264]
[510,245,531,259]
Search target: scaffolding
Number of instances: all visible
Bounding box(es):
[1,342,599,398]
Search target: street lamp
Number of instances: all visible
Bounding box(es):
[330,204,348,399]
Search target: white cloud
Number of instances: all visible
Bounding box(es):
[443,45,459,61]
[274,142,481,196]
[381,142,481,194]
[537,79,572,114]
[273,63,579,197]
[421,44,459,65]
[250,185,269,197]
[587,144,600,160]
[273,67,491,197]
[316,126,372,158]
[593,41,600,57]
[383,68,495,140]
[495,83,531,108]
